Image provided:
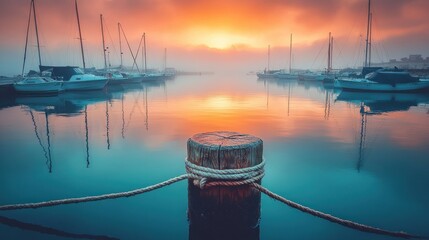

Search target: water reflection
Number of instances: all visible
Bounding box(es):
[0,79,168,174]
[14,91,111,116]
[84,106,90,168]
[336,91,429,114]
[336,91,429,172]
[14,91,112,172]
[324,90,332,120]
[105,100,110,150]
[0,215,118,240]
[1,75,429,239]
[29,110,52,173]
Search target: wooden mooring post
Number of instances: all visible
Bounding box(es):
[187,131,263,240]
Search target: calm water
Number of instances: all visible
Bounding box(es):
[1,74,429,240]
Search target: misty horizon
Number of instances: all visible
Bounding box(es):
[1,0,429,76]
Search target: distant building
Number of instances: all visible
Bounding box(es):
[409,54,423,62]
[372,54,429,69]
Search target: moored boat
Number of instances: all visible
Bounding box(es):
[298,72,325,81]
[256,70,281,79]
[275,34,296,80]
[105,71,142,85]
[13,76,63,94]
[40,66,108,91]
[298,72,335,82]
[337,68,429,92]
[274,71,297,80]
[141,71,168,81]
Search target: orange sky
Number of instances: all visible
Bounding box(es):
[1,0,429,75]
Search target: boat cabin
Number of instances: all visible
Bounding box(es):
[367,68,419,84]
[39,66,83,81]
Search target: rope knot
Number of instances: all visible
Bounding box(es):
[185,158,265,189]
[192,178,207,189]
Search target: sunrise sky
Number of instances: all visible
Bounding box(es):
[1,0,428,75]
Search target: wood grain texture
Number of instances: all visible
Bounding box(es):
[187,131,262,240]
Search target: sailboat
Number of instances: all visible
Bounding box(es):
[13,0,63,95]
[256,45,281,79]
[141,36,169,81]
[337,69,429,91]
[298,32,335,82]
[336,0,429,92]
[104,21,143,84]
[162,48,177,79]
[274,34,297,80]
[39,0,108,91]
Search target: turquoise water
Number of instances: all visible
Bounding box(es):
[0,74,428,240]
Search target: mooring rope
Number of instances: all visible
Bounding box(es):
[252,183,419,239]
[185,158,265,189]
[0,159,419,239]
[0,174,188,211]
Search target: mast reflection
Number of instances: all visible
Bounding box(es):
[336,91,429,171]
[28,109,51,173]
[84,105,90,168]
[15,90,112,171]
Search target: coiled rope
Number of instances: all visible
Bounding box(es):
[0,158,420,239]
[185,158,265,189]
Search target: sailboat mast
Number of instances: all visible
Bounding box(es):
[22,1,33,75]
[75,0,86,70]
[32,0,42,66]
[267,45,270,72]
[118,23,123,68]
[364,0,371,67]
[141,35,144,72]
[164,48,167,71]
[143,33,147,73]
[289,34,292,74]
[100,14,107,70]
[369,13,372,67]
[328,32,331,73]
[330,36,334,71]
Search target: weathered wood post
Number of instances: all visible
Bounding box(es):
[187,131,263,240]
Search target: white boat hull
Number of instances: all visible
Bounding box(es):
[142,74,166,81]
[337,78,429,92]
[275,73,297,80]
[299,74,324,81]
[108,76,142,85]
[62,79,108,91]
[13,82,62,94]
[256,73,277,79]
[299,73,335,82]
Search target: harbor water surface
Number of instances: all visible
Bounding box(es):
[0,74,428,240]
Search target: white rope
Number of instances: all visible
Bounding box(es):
[185,158,265,189]
[0,158,420,239]
[251,183,419,239]
[0,174,188,211]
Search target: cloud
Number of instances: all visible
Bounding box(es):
[1,0,429,75]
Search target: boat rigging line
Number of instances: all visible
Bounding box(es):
[118,23,140,72]
[75,0,86,70]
